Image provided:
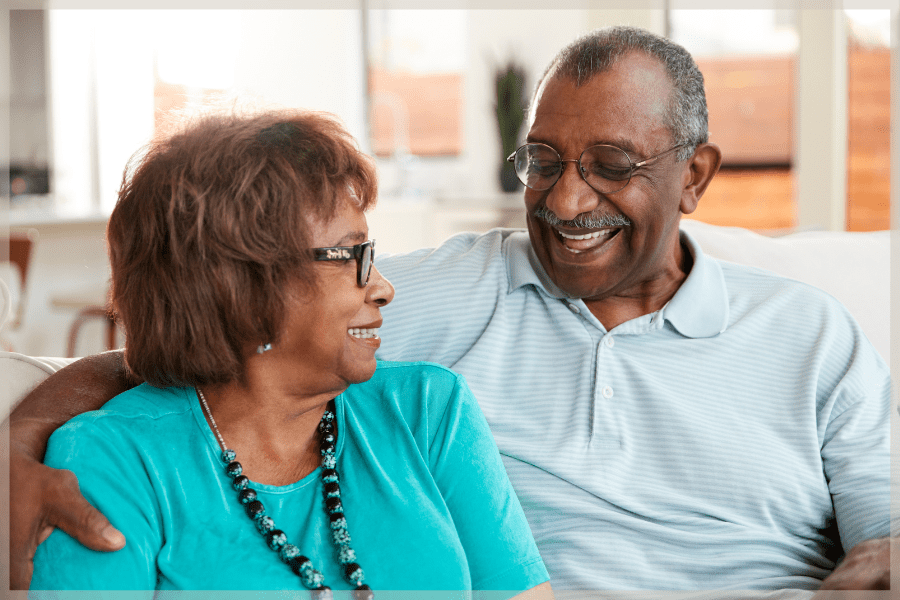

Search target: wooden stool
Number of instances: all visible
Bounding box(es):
[51,291,118,357]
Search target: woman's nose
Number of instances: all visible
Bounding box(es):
[367,266,394,307]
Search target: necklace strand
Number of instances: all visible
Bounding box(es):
[197,389,373,599]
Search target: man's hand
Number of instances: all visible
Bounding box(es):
[812,536,895,597]
[9,441,125,589]
[6,350,134,589]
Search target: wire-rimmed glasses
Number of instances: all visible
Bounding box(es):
[507,142,686,194]
[313,240,375,287]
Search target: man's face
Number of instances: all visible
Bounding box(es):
[524,52,692,302]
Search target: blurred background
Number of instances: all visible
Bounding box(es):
[1,5,896,357]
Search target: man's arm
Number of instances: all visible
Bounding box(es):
[813,536,895,593]
[8,350,137,590]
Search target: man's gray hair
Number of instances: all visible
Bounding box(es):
[535,26,708,161]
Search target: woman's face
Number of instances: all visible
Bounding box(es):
[275,200,394,389]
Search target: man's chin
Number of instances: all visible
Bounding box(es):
[553,277,614,302]
[542,249,624,300]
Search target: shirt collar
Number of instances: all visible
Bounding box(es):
[664,229,730,338]
[505,231,570,298]
[504,228,729,338]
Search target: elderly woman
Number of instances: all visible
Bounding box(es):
[29,109,551,597]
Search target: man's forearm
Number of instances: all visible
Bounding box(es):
[815,536,895,592]
[9,350,137,460]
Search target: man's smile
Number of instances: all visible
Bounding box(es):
[553,226,623,254]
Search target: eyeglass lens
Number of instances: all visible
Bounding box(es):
[359,242,374,287]
[513,144,635,193]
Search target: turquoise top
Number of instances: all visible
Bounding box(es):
[31,360,548,595]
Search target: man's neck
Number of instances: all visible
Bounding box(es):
[582,237,693,330]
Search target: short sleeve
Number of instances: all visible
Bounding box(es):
[426,373,549,593]
[30,414,162,592]
[819,340,893,551]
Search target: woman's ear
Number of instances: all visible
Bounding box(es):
[680,143,722,215]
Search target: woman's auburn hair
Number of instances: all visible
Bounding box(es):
[107,107,377,388]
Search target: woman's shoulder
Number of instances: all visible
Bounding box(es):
[344,360,475,429]
[52,383,194,442]
[372,359,462,379]
[364,360,467,397]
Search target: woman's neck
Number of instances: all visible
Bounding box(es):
[198,364,345,486]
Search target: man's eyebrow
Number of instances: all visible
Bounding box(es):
[523,135,641,157]
[524,134,555,147]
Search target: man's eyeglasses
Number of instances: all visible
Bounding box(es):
[313,240,375,287]
[507,142,686,194]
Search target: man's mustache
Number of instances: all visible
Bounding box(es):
[533,206,632,229]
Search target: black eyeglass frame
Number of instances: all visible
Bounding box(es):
[507,142,688,194]
[313,239,375,287]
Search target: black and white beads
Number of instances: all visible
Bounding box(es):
[205,397,373,599]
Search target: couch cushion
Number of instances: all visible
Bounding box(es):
[0,352,76,422]
[681,219,890,364]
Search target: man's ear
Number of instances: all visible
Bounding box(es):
[680,143,722,215]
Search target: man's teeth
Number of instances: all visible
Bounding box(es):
[558,229,613,240]
[349,328,379,339]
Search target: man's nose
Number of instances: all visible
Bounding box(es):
[544,160,600,222]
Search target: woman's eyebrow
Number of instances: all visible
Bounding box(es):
[331,231,367,246]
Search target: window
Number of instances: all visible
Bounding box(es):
[153,10,241,137]
[670,9,798,231]
[365,10,466,157]
[670,8,892,232]
[845,10,891,231]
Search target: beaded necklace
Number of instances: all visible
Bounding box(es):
[197,389,373,599]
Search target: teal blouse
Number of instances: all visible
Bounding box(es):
[31,360,548,596]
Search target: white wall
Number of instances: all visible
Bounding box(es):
[46,10,367,219]
[462,10,590,199]
[233,10,367,146]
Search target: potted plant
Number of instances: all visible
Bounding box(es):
[494,60,527,193]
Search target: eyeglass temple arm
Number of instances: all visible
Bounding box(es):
[632,144,686,168]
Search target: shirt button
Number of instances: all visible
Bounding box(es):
[604,336,615,348]
[602,386,614,398]
[566,302,580,314]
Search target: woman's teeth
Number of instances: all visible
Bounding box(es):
[349,328,379,339]
[558,229,613,240]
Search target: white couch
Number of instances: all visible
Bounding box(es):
[0,219,892,421]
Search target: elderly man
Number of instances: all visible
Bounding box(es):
[9,26,892,593]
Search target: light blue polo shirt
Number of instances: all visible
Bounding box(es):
[375,227,891,591]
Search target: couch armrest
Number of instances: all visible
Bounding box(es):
[0,352,78,422]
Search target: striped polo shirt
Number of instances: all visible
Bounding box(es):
[374,227,891,592]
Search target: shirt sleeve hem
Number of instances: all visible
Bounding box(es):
[471,555,550,592]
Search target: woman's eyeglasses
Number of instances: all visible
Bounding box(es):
[507,142,686,194]
[313,240,375,287]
